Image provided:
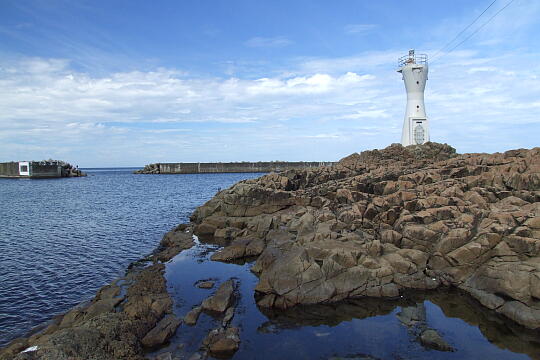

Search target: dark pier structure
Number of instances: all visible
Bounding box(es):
[0,161,85,178]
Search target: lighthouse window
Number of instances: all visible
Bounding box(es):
[414,125,425,144]
[416,105,420,108]
[20,165,28,172]
[416,81,419,84]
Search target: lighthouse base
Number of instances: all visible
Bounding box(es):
[401,117,429,146]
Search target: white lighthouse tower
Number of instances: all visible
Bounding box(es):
[398,50,429,146]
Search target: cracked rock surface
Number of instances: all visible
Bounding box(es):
[191,142,540,329]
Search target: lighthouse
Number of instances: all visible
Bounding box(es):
[398,50,429,146]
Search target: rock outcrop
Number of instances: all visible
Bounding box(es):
[141,314,181,348]
[191,142,540,330]
[201,280,236,313]
[202,326,240,359]
[196,280,215,289]
[184,306,203,326]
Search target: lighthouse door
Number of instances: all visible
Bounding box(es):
[413,124,425,145]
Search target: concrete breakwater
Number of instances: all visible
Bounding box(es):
[134,161,336,174]
[0,161,85,178]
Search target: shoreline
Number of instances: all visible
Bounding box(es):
[0,223,196,360]
[2,142,540,359]
[4,221,540,359]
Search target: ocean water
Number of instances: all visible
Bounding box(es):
[0,169,263,347]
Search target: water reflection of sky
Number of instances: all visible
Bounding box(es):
[158,241,539,360]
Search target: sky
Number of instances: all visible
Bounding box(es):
[0,0,539,167]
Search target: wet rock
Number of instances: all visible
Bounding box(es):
[188,352,205,360]
[157,225,195,262]
[154,352,173,360]
[141,314,181,348]
[328,355,381,360]
[184,306,203,326]
[222,307,235,327]
[397,304,426,326]
[496,301,540,329]
[197,281,215,289]
[419,329,454,352]
[202,327,240,359]
[211,239,250,262]
[211,237,266,262]
[202,280,236,313]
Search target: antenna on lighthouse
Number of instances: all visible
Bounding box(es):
[397,50,429,146]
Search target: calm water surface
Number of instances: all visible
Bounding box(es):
[0,169,262,346]
[160,240,540,360]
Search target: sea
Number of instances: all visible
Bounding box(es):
[0,168,262,347]
[1,169,539,359]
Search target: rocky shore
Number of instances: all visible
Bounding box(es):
[1,142,539,359]
[192,142,540,330]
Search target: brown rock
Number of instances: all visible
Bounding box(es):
[419,329,454,352]
[203,327,240,359]
[141,314,181,348]
[184,306,203,326]
[197,281,215,289]
[211,239,249,262]
[497,301,540,329]
[202,280,236,313]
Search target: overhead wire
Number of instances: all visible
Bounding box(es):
[430,0,517,63]
[431,0,498,61]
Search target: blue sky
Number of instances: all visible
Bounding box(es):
[0,0,539,167]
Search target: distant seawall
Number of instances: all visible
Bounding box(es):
[135,161,336,174]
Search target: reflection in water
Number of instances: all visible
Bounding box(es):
[260,290,540,359]
[159,240,540,360]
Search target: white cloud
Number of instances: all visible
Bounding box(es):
[344,24,377,35]
[244,36,292,48]
[0,47,539,166]
[302,133,342,139]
